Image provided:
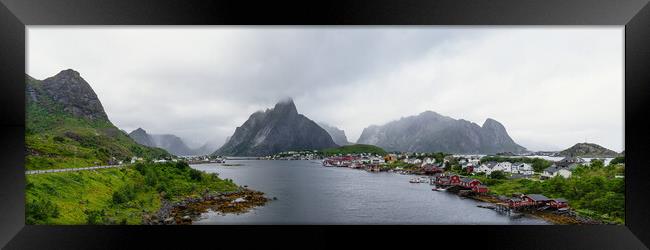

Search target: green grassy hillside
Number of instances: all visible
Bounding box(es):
[26,161,238,224]
[322,144,387,156]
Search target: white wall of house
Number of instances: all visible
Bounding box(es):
[476,165,492,175]
[496,162,512,173]
[512,163,533,174]
[542,170,556,178]
[558,169,572,178]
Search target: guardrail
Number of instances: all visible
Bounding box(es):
[25,164,128,175]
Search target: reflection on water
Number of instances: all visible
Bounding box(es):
[191,160,549,225]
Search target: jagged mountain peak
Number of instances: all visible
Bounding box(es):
[33,69,109,121]
[215,99,337,156]
[52,68,82,79]
[483,118,503,127]
[132,127,147,134]
[272,98,298,114]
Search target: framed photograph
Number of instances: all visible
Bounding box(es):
[1,0,649,248]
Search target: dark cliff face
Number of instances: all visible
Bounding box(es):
[37,69,109,121]
[128,128,156,147]
[479,118,527,154]
[318,122,350,146]
[214,99,338,156]
[357,111,526,154]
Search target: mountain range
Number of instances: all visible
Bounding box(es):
[31,69,610,160]
[213,99,338,156]
[128,128,216,156]
[356,111,527,154]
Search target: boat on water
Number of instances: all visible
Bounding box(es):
[409,178,422,183]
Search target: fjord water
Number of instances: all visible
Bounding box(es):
[191,160,549,225]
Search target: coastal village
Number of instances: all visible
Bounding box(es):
[308,150,622,224]
[107,147,622,225]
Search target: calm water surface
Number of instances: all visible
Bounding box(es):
[191,160,549,225]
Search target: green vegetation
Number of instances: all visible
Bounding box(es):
[488,170,506,179]
[26,83,170,170]
[474,160,625,224]
[610,156,624,165]
[381,160,418,171]
[26,161,239,225]
[321,144,387,156]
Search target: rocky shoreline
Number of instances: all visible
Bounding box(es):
[143,188,270,225]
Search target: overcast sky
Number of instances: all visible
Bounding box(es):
[27,26,624,152]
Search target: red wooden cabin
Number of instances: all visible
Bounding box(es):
[522,194,551,206]
[549,198,569,209]
[460,178,481,188]
[471,185,489,193]
[449,175,461,185]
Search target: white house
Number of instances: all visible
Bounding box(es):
[542,165,572,179]
[476,162,499,175]
[424,157,436,164]
[495,162,512,173]
[370,157,385,164]
[511,162,534,175]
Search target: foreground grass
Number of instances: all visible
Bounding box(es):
[26,162,238,225]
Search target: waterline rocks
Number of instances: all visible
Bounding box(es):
[143,188,269,225]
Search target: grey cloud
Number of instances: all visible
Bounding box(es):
[27,27,623,151]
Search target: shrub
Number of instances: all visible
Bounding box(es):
[26,198,60,224]
[610,156,624,165]
[489,170,506,179]
[85,209,106,224]
[134,162,146,175]
[189,169,203,181]
[112,185,137,204]
[175,161,190,171]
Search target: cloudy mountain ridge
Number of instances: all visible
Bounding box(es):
[357,111,526,154]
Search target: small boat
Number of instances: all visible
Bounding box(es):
[409,178,421,183]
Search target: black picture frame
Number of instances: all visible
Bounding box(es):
[1,0,649,248]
